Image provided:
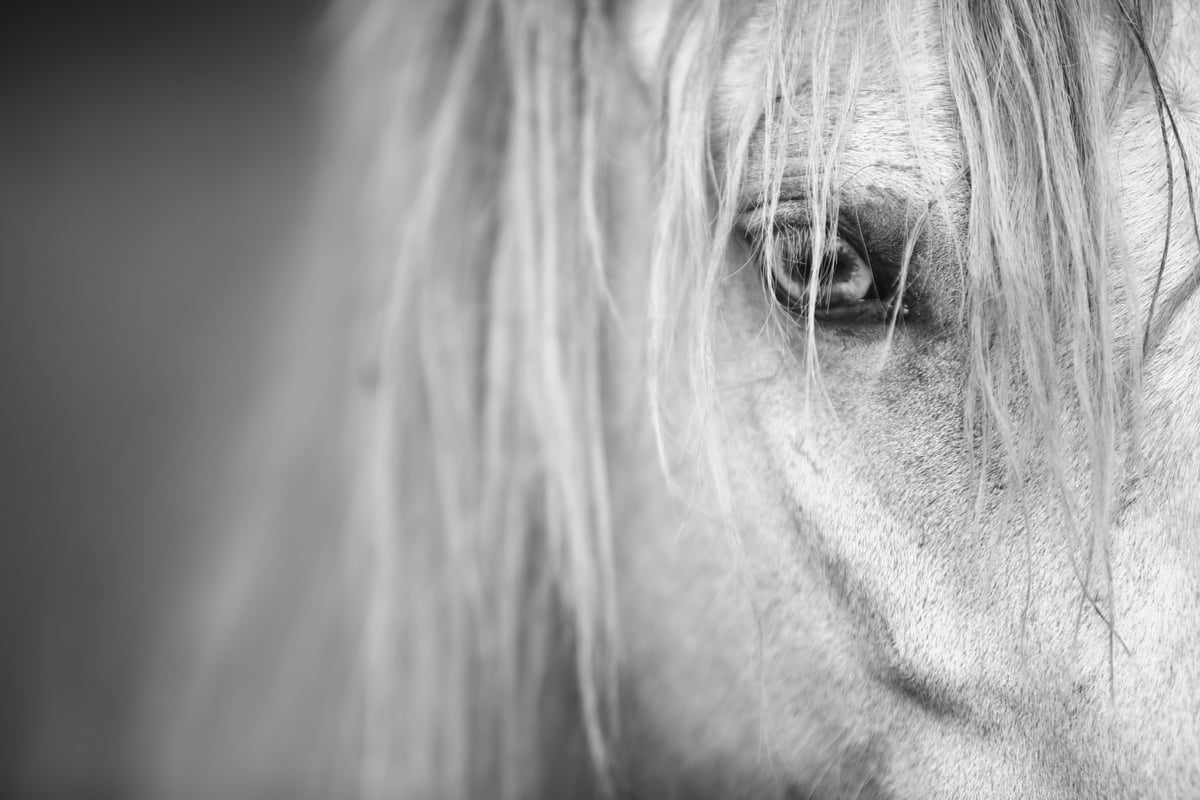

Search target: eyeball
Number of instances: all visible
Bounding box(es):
[820,238,873,306]
[769,234,873,309]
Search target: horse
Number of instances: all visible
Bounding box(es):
[136,0,1200,797]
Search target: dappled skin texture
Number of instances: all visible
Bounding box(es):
[613,1,1200,797]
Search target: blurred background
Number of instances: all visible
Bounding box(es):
[1,1,327,794]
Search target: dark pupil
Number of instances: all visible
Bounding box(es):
[828,250,859,285]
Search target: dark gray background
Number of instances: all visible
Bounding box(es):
[2,2,326,793]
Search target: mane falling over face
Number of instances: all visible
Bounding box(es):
[158,0,1200,797]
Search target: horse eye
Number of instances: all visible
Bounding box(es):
[757,227,905,323]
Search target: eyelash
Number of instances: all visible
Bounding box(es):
[746,222,910,324]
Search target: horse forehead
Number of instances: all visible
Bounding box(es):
[712,2,961,183]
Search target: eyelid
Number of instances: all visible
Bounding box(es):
[736,200,865,251]
[735,200,817,236]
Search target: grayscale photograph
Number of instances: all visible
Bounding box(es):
[5,1,1200,797]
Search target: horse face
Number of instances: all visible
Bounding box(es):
[614,2,1200,796]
